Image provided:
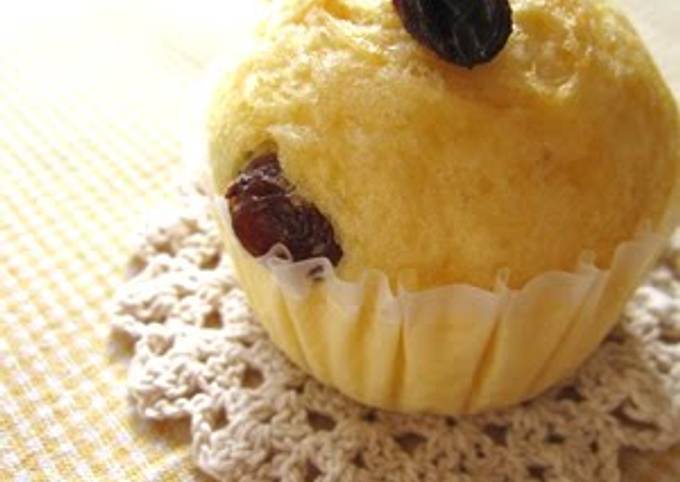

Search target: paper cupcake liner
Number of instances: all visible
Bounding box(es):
[207,193,664,415]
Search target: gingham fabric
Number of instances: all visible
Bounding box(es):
[1,1,679,481]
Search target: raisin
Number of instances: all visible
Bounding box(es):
[393,0,513,68]
[226,154,343,266]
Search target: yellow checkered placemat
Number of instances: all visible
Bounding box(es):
[0,2,207,479]
[1,1,679,481]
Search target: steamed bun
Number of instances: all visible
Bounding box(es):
[208,0,679,290]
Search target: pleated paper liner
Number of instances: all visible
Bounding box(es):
[208,193,665,414]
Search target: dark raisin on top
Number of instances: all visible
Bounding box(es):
[226,153,343,266]
[393,0,513,68]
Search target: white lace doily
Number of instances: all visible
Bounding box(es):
[111,184,680,482]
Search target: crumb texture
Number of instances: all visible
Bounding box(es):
[208,0,679,289]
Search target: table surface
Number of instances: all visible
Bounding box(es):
[1,0,679,480]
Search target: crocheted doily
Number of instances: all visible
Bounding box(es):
[111,184,680,482]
